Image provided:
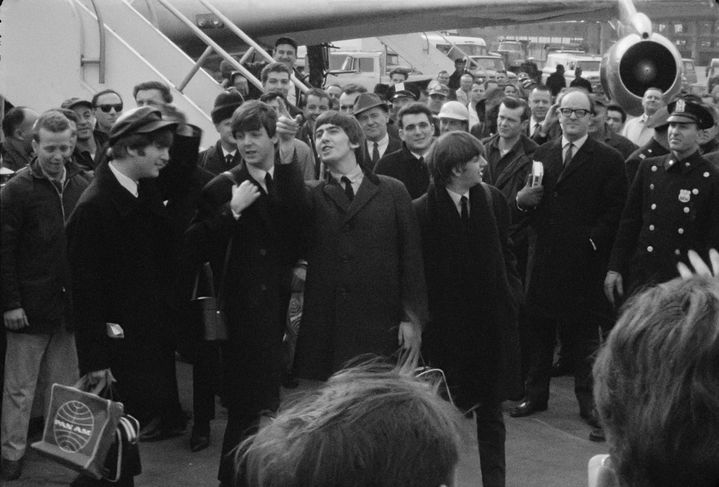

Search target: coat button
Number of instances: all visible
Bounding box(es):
[683,207,690,214]
[675,249,681,256]
[692,188,699,195]
[649,224,655,231]
[651,203,657,210]
[677,228,684,235]
[647,246,654,253]
[649,184,654,190]
[651,165,657,172]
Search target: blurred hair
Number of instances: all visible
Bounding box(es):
[132,81,173,103]
[593,276,719,487]
[32,110,72,141]
[500,96,530,121]
[606,104,627,123]
[261,62,292,84]
[231,100,277,139]
[426,131,485,187]
[2,106,30,138]
[396,102,434,129]
[234,363,463,487]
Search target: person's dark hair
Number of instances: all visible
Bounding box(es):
[274,36,298,52]
[559,87,595,114]
[132,81,173,103]
[231,100,277,138]
[341,83,367,96]
[110,129,173,159]
[426,131,486,187]
[261,62,292,84]
[302,88,331,108]
[500,96,530,121]
[314,110,364,147]
[32,110,72,142]
[396,103,434,129]
[234,363,463,487]
[3,107,33,138]
[606,104,627,123]
[530,84,551,96]
[91,89,123,107]
[259,91,287,105]
[593,275,719,487]
[556,64,565,72]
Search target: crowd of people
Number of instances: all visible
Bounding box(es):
[1,34,718,487]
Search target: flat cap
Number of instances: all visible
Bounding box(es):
[390,83,419,101]
[61,97,92,110]
[428,84,450,98]
[109,106,177,143]
[353,93,388,116]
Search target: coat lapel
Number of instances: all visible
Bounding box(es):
[344,174,380,223]
[556,138,592,185]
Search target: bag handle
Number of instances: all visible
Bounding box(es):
[75,369,116,398]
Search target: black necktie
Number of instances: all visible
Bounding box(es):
[341,176,354,202]
[372,142,380,165]
[564,143,574,167]
[225,154,234,166]
[460,195,469,229]
[265,172,274,197]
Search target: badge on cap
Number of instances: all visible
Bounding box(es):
[675,99,685,113]
[678,189,691,203]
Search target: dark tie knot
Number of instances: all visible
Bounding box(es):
[341,176,354,201]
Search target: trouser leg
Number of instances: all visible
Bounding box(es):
[524,314,556,404]
[566,320,601,414]
[193,341,219,429]
[217,405,260,485]
[476,401,506,487]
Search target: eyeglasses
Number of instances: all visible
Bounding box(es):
[559,108,589,118]
[96,104,123,113]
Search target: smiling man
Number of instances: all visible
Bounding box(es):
[512,89,627,433]
[294,110,428,384]
[1,111,91,481]
[375,103,434,198]
[607,97,719,299]
[61,97,105,170]
[621,87,664,146]
[66,107,190,462]
[353,93,401,170]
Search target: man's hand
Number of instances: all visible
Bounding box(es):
[604,271,624,306]
[230,180,261,215]
[4,308,29,330]
[516,175,544,209]
[274,98,302,163]
[677,248,719,278]
[541,103,559,133]
[290,265,306,292]
[397,321,421,373]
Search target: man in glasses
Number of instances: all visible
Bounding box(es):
[92,89,123,136]
[511,88,627,435]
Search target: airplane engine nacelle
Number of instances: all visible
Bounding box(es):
[601,32,682,117]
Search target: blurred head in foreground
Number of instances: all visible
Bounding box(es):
[233,363,464,487]
[593,275,719,487]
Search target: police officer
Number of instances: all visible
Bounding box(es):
[605,97,719,303]
[624,106,670,184]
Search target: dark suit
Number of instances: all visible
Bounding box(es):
[198,140,242,175]
[363,135,401,172]
[414,183,521,487]
[374,143,431,199]
[624,137,669,185]
[524,136,627,413]
[185,158,306,483]
[295,171,428,380]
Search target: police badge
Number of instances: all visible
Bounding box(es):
[675,99,686,113]
[678,189,691,203]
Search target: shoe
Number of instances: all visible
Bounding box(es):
[589,427,606,442]
[190,423,210,452]
[1,457,23,481]
[580,408,601,429]
[509,399,548,418]
[550,361,573,377]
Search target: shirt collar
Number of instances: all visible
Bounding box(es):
[368,133,389,150]
[246,164,275,192]
[221,146,237,159]
[40,165,67,186]
[330,162,363,185]
[562,133,588,152]
[445,187,469,214]
[108,162,139,198]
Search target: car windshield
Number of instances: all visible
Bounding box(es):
[576,60,600,72]
[471,57,504,70]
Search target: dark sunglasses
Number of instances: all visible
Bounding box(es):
[96,104,123,113]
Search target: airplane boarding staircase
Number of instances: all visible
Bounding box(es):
[0,0,296,147]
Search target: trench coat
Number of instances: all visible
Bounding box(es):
[526,137,627,322]
[294,171,428,380]
[414,183,522,407]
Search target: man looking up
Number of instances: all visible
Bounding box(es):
[621,87,664,147]
[375,103,435,198]
[1,111,91,481]
[1,107,39,172]
[92,89,123,136]
[294,110,428,381]
[353,93,401,170]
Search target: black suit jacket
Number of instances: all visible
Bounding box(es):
[375,143,430,199]
[526,136,627,321]
[198,140,242,176]
[363,135,402,172]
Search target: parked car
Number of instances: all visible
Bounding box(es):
[540,50,586,83]
[466,54,506,82]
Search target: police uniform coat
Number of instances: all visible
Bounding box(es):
[609,151,719,291]
[294,171,429,380]
[526,137,627,321]
[624,138,669,184]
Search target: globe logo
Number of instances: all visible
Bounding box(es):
[53,400,95,453]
